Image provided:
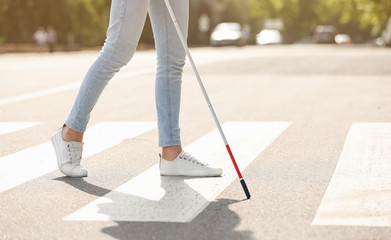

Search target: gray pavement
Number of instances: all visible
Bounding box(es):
[0,45,391,240]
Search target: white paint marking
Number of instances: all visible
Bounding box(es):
[0,122,156,193]
[0,69,154,106]
[313,123,391,227]
[64,121,291,222]
[0,83,80,106]
[0,122,40,136]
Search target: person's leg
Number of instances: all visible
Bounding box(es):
[64,0,150,140]
[149,0,188,160]
[149,0,222,177]
[53,0,150,177]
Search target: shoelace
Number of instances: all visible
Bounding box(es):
[67,143,83,165]
[178,152,207,166]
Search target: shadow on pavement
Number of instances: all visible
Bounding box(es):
[54,176,254,240]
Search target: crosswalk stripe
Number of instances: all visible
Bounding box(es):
[312,123,391,227]
[0,122,156,193]
[0,69,154,106]
[0,122,40,136]
[64,121,291,222]
[0,83,80,106]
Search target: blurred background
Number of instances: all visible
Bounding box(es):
[0,0,390,53]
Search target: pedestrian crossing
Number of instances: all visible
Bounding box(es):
[64,121,291,222]
[312,123,391,227]
[0,68,155,106]
[0,122,156,193]
[0,122,40,136]
[0,121,390,226]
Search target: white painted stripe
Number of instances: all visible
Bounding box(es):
[313,123,391,227]
[0,122,40,136]
[0,69,154,106]
[0,83,80,105]
[64,121,291,222]
[0,122,156,193]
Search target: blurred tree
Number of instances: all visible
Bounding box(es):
[188,0,225,44]
[247,0,311,43]
[242,0,390,42]
[317,0,391,37]
[219,0,249,24]
[0,0,110,46]
[0,0,389,47]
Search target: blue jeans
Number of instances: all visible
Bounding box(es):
[65,0,188,147]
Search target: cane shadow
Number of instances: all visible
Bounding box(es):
[54,176,254,240]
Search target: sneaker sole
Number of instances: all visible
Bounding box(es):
[160,168,222,177]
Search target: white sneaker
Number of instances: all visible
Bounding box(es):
[160,151,222,177]
[51,128,88,177]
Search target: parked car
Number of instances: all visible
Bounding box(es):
[210,22,245,46]
[382,16,391,47]
[256,29,283,45]
[334,34,351,45]
[313,25,336,43]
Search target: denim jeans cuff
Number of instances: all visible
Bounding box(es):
[159,139,181,148]
[64,120,87,133]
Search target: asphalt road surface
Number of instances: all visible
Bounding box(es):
[0,44,391,240]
